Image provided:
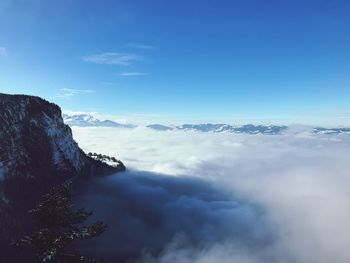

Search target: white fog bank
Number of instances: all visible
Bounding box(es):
[71,127,350,263]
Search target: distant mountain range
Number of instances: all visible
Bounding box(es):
[63,114,136,128]
[147,123,288,135]
[313,127,350,134]
[63,114,350,135]
[146,124,174,131]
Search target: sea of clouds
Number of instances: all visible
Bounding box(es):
[71,127,350,263]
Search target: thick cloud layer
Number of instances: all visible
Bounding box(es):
[72,127,350,263]
[73,172,274,262]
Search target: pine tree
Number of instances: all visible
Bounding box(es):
[16,181,107,263]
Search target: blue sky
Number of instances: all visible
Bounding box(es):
[0,0,349,124]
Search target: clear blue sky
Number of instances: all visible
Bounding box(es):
[0,0,349,124]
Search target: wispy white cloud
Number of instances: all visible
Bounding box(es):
[127,43,155,49]
[82,52,139,66]
[118,72,148,77]
[0,46,7,56]
[56,88,95,100]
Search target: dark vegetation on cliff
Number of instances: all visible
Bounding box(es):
[17,181,107,263]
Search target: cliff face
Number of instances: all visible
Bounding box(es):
[0,93,125,259]
[1,94,81,200]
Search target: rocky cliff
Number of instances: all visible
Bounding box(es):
[0,93,125,260]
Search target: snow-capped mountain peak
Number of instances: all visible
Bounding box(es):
[63,114,136,128]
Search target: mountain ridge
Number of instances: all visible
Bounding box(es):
[63,113,136,128]
[64,114,350,135]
